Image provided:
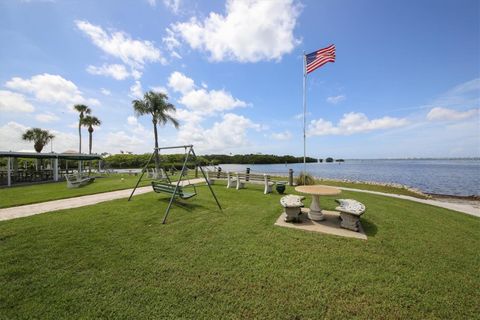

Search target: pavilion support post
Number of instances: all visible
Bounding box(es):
[78,161,81,176]
[7,157,11,187]
[13,158,18,174]
[53,158,59,181]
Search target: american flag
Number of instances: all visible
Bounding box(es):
[305,44,335,74]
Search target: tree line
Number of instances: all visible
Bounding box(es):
[102,153,317,169]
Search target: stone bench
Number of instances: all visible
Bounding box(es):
[335,199,366,231]
[280,195,305,222]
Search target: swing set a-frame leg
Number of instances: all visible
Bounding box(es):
[162,147,192,224]
[161,146,223,224]
[128,151,155,201]
[192,148,222,212]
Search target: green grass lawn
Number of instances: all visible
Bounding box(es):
[0,172,426,209]
[0,182,478,319]
[0,173,192,208]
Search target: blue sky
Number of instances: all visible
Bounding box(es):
[0,0,479,158]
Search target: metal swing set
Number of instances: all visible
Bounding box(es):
[128,144,222,224]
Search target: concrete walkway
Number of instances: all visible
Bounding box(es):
[0,178,206,222]
[338,187,480,218]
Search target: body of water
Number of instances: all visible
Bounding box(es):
[218,159,480,196]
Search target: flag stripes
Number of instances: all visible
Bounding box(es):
[305,44,335,74]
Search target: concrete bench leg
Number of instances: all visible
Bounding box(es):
[339,212,360,231]
[284,207,301,222]
[264,183,273,194]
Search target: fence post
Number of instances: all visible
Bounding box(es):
[246,167,250,181]
[288,169,293,186]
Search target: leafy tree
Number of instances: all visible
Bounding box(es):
[73,104,91,154]
[132,91,179,174]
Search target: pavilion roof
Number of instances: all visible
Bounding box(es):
[0,151,102,160]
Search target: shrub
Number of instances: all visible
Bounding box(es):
[295,172,316,185]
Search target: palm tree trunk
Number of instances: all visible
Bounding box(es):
[78,121,82,174]
[78,121,82,153]
[88,129,93,174]
[153,120,160,176]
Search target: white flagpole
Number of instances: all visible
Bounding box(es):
[303,51,307,181]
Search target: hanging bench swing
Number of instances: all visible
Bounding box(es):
[151,181,196,199]
[128,144,221,224]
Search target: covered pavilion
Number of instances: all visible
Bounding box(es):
[0,151,102,187]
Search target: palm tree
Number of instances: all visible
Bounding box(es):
[22,128,55,170]
[81,115,101,154]
[22,128,55,153]
[73,104,91,154]
[73,104,91,175]
[81,115,101,174]
[132,91,179,174]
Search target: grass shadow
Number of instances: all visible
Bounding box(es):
[155,197,206,211]
[361,217,378,237]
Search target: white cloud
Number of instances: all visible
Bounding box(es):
[104,130,149,153]
[294,112,311,120]
[100,88,111,96]
[177,113,260,152]
[130,81,143,99]
[75,20,165,70]
[0,121,30,151]
[172,108,204,124]
[0,121,77,153]
[429,78,480,109]
[426,107,479,122]
[171,0,301,62]
[326,95,346,104]
[150,86,168,95]
[271,131,292,141]
[5,73,99,107]
[126,115,147,135]
[0,90,34,113]
[163,0,181,14]
[87,64,132,80]
[35,112,60,123]
[127,116,138,126]
[168,71,194,94]
[162,28,183,59]
[308,112,409,136]
[147,0,156,6]
[168,71,247,115]
[179,88,247,114]
[163,28,181,51]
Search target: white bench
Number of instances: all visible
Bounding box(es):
[232,172,275,194]
[280,195,305,222]
[205,170,228,184]
[335,199,366,231]
[65,174,95,188]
